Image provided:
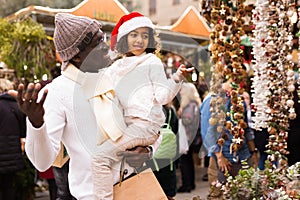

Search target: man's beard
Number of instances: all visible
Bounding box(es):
[80,45,112,73]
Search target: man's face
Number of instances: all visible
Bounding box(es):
[80,30,112,72]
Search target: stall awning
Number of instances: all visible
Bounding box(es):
[6,0,129,23]
[70,0,128,22]
[159,6,211,40]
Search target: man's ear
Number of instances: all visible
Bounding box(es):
[72,54,81,62]
[70,55,81,68]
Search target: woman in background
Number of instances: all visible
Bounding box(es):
[177,82,201,193]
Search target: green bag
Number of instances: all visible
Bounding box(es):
[153,109,177,171]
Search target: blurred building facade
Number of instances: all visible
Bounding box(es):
[123,0,200,25]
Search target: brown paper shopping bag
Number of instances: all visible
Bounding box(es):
[52,142,69,168]
[113,158,168,200]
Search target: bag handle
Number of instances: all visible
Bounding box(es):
[162,108,172,130]
[118,157,146,186]
[167,108,172,125]
[119,157,128,186]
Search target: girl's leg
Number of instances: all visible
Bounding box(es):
[92,122,159,200]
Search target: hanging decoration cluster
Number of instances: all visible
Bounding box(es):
[205,0,251,157]
[251,0,270,130]
[251,0,296,164]
[297,3,300,100]
[201,0,300,197]
[203,0,297,163]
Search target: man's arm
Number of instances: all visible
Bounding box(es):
[247,139,258,168]
[9,83,61,171]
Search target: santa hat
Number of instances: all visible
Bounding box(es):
[109,12,154,57]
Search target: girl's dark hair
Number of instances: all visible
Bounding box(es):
[115,28,160,56]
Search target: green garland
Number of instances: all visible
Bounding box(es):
[0,17,55,84]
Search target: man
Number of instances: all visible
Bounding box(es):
[200,78,258,188]
[9,13,158,199]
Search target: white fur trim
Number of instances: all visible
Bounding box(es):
[108,49,118,60]
[117,16,154,41]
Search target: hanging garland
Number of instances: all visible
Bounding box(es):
[297,1,300,101]
[251,0,296,165]
[204,0,300,198]
[207,0,229,151]
[251,0,271,130]
[204,0,296,163]
[205,0,299,166]
[206,0,250,157]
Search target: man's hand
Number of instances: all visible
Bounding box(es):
[251,152,259,169]
[8,83,48,128]
[117,146,151,168]
[215,152,232,172]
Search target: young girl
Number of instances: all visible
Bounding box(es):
[92,12,192,199]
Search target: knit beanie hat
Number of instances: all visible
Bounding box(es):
[110,12,154,52]
[54,13,102,70]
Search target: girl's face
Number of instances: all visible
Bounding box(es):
[127,27,149,56]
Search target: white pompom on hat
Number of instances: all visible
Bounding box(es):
[53,13,102,70]
[109,12,154,57]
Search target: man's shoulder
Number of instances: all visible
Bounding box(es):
[0,93,15,102]
[50,75,74,87]
[0,94,16,112]
[201,94,212,106]
[44,76,76,97]
[203,93,212,102]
